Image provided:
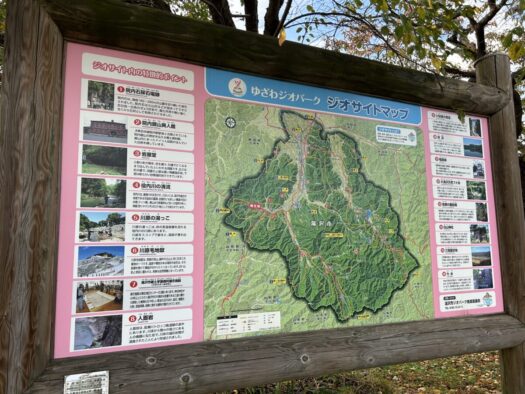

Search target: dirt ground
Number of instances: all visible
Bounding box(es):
[224,352,502,394]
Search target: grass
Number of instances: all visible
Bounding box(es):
[223,352,501,394]
[82,163,126,176]
[80,195,104,207]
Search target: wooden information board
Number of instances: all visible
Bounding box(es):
[1,0,525,392]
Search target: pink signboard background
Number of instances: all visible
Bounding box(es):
[421,109,503,318]
[54,43,206,358]
[55,43,504,359]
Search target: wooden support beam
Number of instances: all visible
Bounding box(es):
[40,0,509,116]
[475,54,525,393]
[28,315,525,393]
[0,1,63,393]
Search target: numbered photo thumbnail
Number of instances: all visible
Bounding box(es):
[466,181,486,200]
[82,111,128,144]
[73,315,122,351]
[463,137,483,158]
[476,202,488,222]
[77,246,125,277]
[472,160,485,179]
[470,224,490,244]
[473,268,493,290]
[80,177,126,208]
[469,118,481,137]
[78,211,125,243]
[81,144,127,176]
[87,80,115,111]
[471,246,492,267]
[75,280,123,313]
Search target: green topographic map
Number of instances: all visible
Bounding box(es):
[204,99,432,339]
[223,110,418,321]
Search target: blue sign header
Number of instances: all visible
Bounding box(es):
[205,68,421,126]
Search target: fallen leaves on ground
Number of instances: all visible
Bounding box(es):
[223,351,501,394]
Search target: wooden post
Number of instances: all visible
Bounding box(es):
[0,0,63,393]
[475,54,525,392]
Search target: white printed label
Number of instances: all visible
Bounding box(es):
[124,276,193,310]
[79,111,195,150]
[436,245,492,269]
[438,268,493,292]
[431,155,485,179]
[82,52,194,90]
[122,309,192,345]
[64,371,109,394]
[428,110,483,138]
[125,244,194,276]
[126,212,194,243]
[127,179,194,210]
[434,200,488,223]
[440,291,496,312]
[80,79,195,121]
[216,312,281,336]
[375,125,417,146]
[74,244,193,278]
[127,148,195,181]
[437,246,473,268]
[432,178,487,201]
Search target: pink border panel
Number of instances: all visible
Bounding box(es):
[421,108,504,318]
[54,43,206,358]
[54,43,506,359]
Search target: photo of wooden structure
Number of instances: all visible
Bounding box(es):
[1,0,524,393]
[85,120,127,138]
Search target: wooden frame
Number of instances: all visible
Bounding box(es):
[1,0,524,393]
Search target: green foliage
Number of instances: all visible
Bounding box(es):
[79,213,97,231]
[290,0,522,79]
[87,80,114,107]
[114,179,127,202]
[107,212,125,225]
[169,0,210,21]
[81,178,108,198]
[82,145,127,169]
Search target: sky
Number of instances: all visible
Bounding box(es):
[78,245,125,260]
[80,211,124,223]
[228,0,317,43]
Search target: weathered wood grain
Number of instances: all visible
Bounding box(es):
[27,315,525,393]
[39,0,509,116]
[0,0,63,393]
[475,55,525,393]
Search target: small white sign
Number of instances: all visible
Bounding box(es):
[64,371,109,394]
[216,312,281,336]
[375,125,417,146]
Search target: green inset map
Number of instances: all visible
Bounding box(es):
[204,99,432,339]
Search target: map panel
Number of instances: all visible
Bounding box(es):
[204,100,433,339]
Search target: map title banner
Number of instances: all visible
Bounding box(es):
[205,68,422,125]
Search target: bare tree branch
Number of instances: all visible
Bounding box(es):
[244,0,258,33]
[467,0,508,57]
[264,0,284,35]
[274,0,293,37]
[447,33,477,57]
[201,0,235,27]
[443,66,476,79]
[478,0,507,28]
